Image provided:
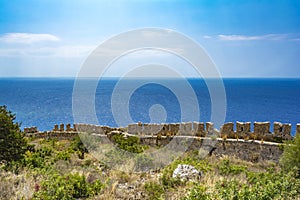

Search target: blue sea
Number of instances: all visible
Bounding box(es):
[0,78,300,135]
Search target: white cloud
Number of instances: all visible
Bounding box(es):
[217,34,287,41]
[0,33,60,44]
[0,45,96,58]
[203,35,212,39]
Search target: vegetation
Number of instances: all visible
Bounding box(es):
[280,132,300,177]
[0,106,300,199]
[0,105,28,165]
[33,172,104,199]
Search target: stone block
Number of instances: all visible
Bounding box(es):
[159,124,169,136]
[282,123,292,140]
[59,124,64,132]
[180,122,193,136]
[273,122,292,140]
[254,122,270,139]
[206,122,214,135]
[193,122,205,137]
[297,124,300,136]
[236,121,251,139]
[128,123,138,135]
[66,123,71,131]
[53,124,59,131]
[220,122,234,138]
[169,123,180,136]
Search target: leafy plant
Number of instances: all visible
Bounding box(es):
[182,185,210,200]
[0,105,28,165]
[280,133,300,176]
[111,134,146,153]
[144,181,164,200]
[33,172,104,199]
[71,136,88,159]
[217,158,247,175]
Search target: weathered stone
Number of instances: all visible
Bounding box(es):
[53,124,59,132]
[193,122,205,137]
[59,124,64,132]
[159,124,169,136]
[273,122,292,140]
[172,164,202,182]
[254,122,270,139]
[282,123,292,140]
[128,123,138,135]
[168,123,180,136]
[220,122,234,138]
[206,122,214,135]
[66,123,71,131]
[296,124,300,136]
[236,121,251,139]
[179,122,193,136]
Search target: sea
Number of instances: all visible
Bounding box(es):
[0,78,300,135]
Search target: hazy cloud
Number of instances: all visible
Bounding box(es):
[0,33,60,44]
[203,35,212,39]
[0,45,96,57]
[217,34,287,41]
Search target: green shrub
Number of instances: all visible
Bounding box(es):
[33,172,104,200]
[55,151,71,161]
[0,106,28,166]
[217,158,247,175]
[134,153,154,171]
[144,181,164,200]
[111,134,147,153]
[71,136,88,159]
[280,133,300,176]
[24,147,53,169]
[182,185,210,200]
[214,170,300,200]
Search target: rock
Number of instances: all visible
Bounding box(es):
[172,164,202,182]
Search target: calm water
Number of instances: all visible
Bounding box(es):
[0,78,300,135]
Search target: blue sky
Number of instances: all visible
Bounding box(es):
[0,0,299,77]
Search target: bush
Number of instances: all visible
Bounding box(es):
[0,105,28,165]
[71,136,88,159]
[217,158,247,175]
[111,134,146,153]
[134,153,154,171]
[144,181,164,200]
[24,147,53,169]
[33,172,104,199]
[280,133,300,176]
[182,185,210,200]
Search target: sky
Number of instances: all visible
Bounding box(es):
[0,0,300,77]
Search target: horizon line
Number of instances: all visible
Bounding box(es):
[1,76,300,79]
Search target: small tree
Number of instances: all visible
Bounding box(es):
[280,133,300,176]
[0,105,28,164]
[71,136,88,159]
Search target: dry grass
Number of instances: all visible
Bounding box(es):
[0,169,35,200]
[1,136,296,200]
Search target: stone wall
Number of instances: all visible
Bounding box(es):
[24,121,297,142]
[126,121,295,142]
[138,136,283,163]
[24,122,292,163]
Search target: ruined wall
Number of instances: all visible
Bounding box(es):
[220,122,234,138]
[138,136,283,163]
[24,122,294,162]
[297,124,300,136]
[24,121,296,142]
[125,121,294,142]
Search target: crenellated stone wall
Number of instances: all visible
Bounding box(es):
[23,122,298,163]
[24,121,297,142]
